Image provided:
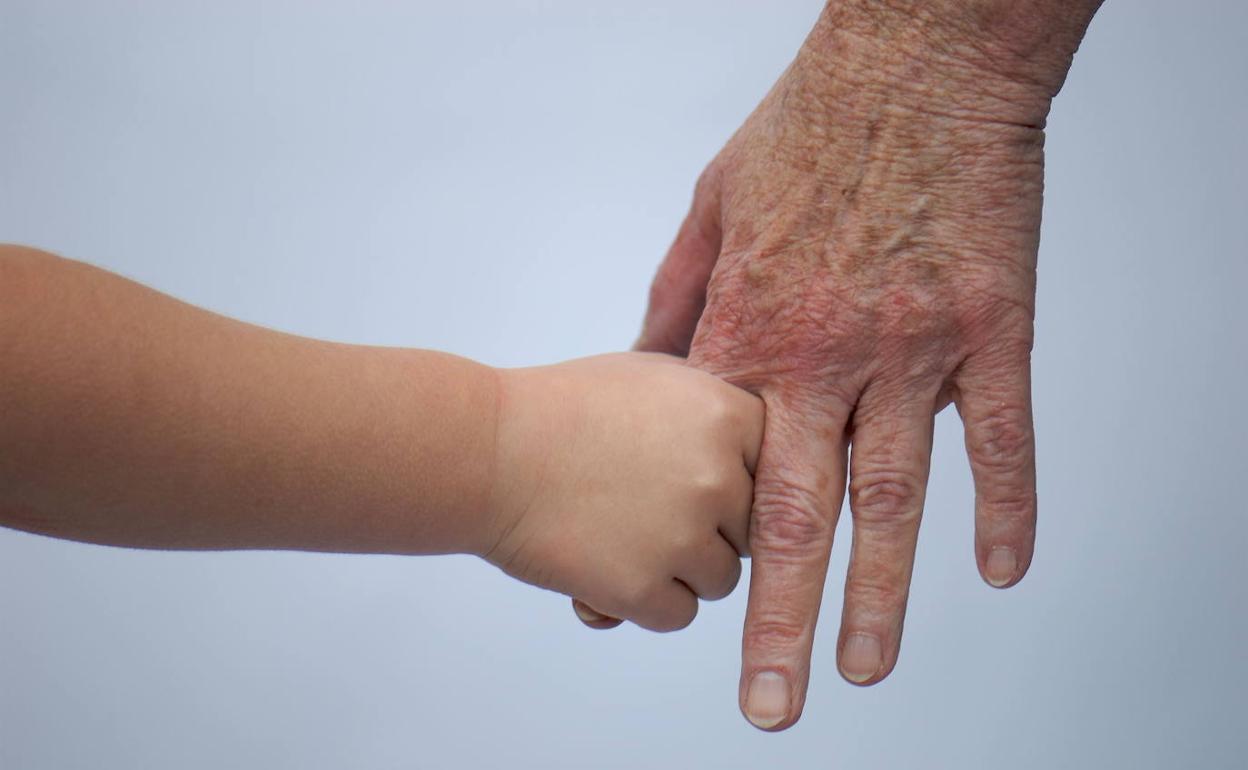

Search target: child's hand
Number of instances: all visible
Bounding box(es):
[484,353,763,632]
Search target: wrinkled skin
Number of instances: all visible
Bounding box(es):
[611,3,1099,731]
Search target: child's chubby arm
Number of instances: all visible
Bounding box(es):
[0,244,500,555]
[0,245,762,629]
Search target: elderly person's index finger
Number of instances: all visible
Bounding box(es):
[738,398,850,731]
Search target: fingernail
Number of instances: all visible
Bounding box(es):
[985,546,1018,588]
[573,600,609,624]
[743,671,790,729]
[840,633,882,684]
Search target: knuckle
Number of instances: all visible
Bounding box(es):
[617,576,658,613]
[949,258,1036,320]
[848,469,924,524]
[743,611,809,654]
[698,284,844,386]
[957,290,1037,344]
[688,466,738,511]
[968,406,1034,475]
[751,485,832,550]
[703,387,739,430]
[667,521,706,556]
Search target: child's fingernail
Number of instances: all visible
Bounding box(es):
[985,546,1018,587]
[743,671,790,729]
[572,599,610,624]
[839,633,882,684]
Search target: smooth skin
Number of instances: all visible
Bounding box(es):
[630,0,1105,730]
[0,245,762,633]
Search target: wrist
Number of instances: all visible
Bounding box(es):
[447,359,510,559]
[800,0,1101,127]
[478,364,555,561]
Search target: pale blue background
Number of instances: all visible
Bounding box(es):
[1,2,1245,768]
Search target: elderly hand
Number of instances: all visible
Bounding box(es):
[633,1,1102,730]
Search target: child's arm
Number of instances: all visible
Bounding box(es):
[0,244,500,555]
[1,245,763,630]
